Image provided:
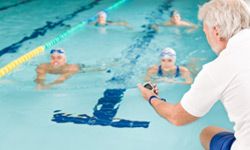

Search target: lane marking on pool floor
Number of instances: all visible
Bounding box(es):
[52,0,173,128]
[0,0,103,57]
[0,0,33,12]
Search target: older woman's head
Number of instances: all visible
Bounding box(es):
[199,0,250,54]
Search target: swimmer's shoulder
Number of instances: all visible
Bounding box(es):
[180,21,196,27]
[36,63,49,73]
[163,21,174,26]
[179,66,190,73]
[65,64,80,73]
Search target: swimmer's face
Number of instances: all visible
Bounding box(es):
[161,58,176,68]
[50,54,66,67]
[98,15,106,23]
[171,14,181,23]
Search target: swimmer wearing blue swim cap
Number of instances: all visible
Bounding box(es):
[50,48,67,66]
[145,47,193,84]
[35,48,113,90]
[35,48,80,90]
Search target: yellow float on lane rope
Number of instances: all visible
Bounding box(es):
[0,46,45,78]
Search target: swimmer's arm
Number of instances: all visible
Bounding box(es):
[138,84,198,126]
[181,21,196,27]
[47,66,79,87]
[81,66,106,73]
[108,21,126,26]
[37,74,70,89]
[162,21,173,26]
[50,73,73,85]
[180,67,193,84]
[150,22,174,31]
[40,66,79,89]
[34,64,47,86]
[160,20,198,29]
[181,21,198,32]
[108,21,133,29]
[45,72,77,88]
[157,21,198,28]
[145,66,158,82]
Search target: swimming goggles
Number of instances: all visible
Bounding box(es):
[50,49,65,54]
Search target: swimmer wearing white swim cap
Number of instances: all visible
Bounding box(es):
[89,11,132,29]
[145,47,193,84]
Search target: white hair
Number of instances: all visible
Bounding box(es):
[246,0,250,6]
[199,0,250,40]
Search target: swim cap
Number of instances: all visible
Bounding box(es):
[170,10,180,17]
[50,48,66,59]
[98,11,107,19]
[160,48,176,60]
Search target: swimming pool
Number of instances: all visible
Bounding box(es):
[0,0,233,149]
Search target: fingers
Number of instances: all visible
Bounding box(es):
[152,84,159,95]
[137,83,149,92]
[138,83,159,95]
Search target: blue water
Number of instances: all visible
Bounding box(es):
[0,0,233,150]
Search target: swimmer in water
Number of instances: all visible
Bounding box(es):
[145,48,193,85]
[35,48,107,90]
[89,11,132,29]
[151,10,198,31]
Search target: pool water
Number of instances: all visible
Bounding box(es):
[0,0,233,150]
